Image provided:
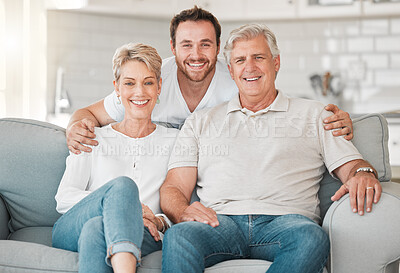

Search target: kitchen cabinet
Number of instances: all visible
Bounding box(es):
[298,0,362,18]
[209,0,297,21]
[203,0,244,21]
[388,119,400,166]
[58,0,400,22]
[362,0,400,16]
[242,0,297,20]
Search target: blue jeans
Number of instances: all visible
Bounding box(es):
[162,214,329,273]
[52,176,162,273]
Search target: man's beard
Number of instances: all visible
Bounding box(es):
[176,56,217,83]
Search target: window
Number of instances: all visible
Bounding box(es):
[0,0,5,91]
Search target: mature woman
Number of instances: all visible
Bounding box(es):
[52,43,178,273]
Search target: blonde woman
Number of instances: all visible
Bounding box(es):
[52,43,178,273]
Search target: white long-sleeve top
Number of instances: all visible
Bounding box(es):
[55,124,178,215]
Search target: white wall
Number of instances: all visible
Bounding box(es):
[47,11,171,114]
[47,11,400,116]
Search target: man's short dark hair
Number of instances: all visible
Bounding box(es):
[170,6,221,48]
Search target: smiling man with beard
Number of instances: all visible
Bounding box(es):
[65,6,354,155]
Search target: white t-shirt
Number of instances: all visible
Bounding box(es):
[168,91,363,223]
[55,124,178,215]
[104,56,238,128]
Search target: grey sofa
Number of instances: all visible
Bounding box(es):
[0,115,399,273]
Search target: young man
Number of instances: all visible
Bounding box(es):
[66,6,353,154]
[159,23,381,273]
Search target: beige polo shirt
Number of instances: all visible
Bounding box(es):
[168,91,363,223]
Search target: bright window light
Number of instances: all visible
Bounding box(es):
[22,0,30,117]
[0,0,5,91]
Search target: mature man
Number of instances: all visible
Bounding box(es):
[66,6,352,154]
[159,23,382,273]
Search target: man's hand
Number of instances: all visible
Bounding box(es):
[66,118,98,154]
[179,201,219,227]
[331,172,382,215]
[323,104,353,140]
[142,204,162,241]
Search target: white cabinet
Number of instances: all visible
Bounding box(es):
[207,0,297,21]
[297,0,362,19]
[363,0,400,16]
[388,120,400,166]
[58,0,400,21]
[297,0,400,20]
[205,0,244,21]
[242,0,297,20]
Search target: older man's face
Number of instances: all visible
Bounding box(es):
[228,35,280,99]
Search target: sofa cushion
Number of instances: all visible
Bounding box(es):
[8,226,53,246]
[0,240,78,273]
[0,196,10,239]
[138,250,273,273]
[0,118,69,232]
[138,251,328,273]
[350,114,391,181]
[318,113,391,219]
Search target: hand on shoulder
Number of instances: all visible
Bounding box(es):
[66,118,98,154]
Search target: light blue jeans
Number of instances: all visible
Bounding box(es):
[162,214,329,273]
[52,176,162,273]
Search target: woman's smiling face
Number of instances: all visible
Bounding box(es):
[114,60,161,121]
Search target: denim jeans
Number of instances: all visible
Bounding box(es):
[162,214,329,273]
[52,176,162,273]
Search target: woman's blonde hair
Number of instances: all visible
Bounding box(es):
[112,43,162,82]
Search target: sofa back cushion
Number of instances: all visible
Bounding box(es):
[318,113,391,219]
[0,114,392,231]
[0,118,69,232]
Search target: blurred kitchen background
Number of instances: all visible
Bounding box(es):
[1,0,400,181]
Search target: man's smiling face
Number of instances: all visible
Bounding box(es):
[172,20,219,83]
[228,35,280,99]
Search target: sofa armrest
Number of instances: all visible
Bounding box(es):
[0,195,10,239]
[322,182,400,273]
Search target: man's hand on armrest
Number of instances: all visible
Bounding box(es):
[331,159,382,216]
[323,104,353,140]
[66,99,115,154]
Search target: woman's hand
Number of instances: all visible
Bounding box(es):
[142,204,162,241]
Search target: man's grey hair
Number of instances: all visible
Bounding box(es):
[223,23,280,64]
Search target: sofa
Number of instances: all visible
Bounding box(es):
[0,114,399,273]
